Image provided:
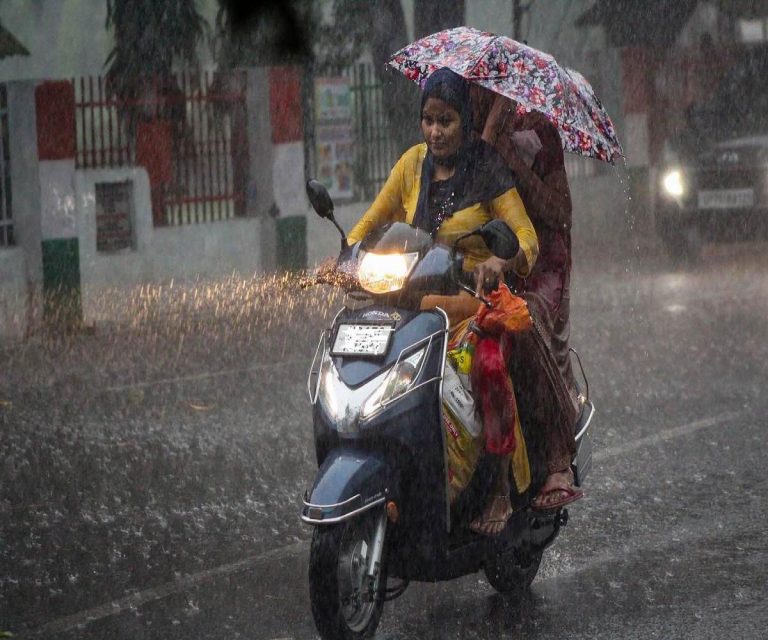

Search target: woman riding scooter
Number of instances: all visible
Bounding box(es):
[341,68,538,532]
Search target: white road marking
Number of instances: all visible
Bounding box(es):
[593,411,740,462]
[18,409,742,637]
[20,541,307,638]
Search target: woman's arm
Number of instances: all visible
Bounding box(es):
[489,188,538,277]
[469,188,537,296]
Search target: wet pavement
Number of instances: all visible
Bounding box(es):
[2,241,767,639]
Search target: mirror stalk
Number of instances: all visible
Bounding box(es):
[328,215,348,249]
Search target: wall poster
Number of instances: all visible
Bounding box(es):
[314,77,354,201]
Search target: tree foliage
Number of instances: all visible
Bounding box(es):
[105,0,208,96]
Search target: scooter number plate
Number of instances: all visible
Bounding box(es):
[331,323,393,357]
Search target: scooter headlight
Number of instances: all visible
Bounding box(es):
[361,347,427,418]
[357,251,419,294]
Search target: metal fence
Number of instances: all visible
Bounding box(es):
[0,84,13,247]
[346,63,400,201]
[73,71,248,226]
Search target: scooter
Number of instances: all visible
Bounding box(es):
[300,180,594,640]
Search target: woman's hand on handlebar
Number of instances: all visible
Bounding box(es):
[473,256,508,297]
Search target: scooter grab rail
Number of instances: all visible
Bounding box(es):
[300,493,387,525]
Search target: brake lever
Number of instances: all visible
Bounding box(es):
[458,282,492,308]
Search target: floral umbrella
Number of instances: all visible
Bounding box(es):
[388,26,623,164]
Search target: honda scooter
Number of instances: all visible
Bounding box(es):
[300,180,594,640]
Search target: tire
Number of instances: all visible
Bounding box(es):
[484,547,543,596]
[308,511,387,640]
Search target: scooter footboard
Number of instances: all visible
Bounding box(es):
[300,449,397,525]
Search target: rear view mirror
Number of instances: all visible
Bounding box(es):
[478,220,520,260]
[306,178,348,250]
[306,180,334,219]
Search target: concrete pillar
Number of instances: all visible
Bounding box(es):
[620,46,655,237]
[35,80,81,329]
[244,67,277,272]
[7,81,43,333]
[269,66,308,271]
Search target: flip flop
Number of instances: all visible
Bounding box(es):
[531,475,584,512]
[469,495,513,537]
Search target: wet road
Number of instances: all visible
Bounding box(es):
[3,241,768,639]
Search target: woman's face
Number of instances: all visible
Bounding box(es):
[421,97,463,159]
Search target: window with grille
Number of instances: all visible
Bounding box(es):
[0,84,12,247]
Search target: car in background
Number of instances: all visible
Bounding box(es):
[655,45,768,261]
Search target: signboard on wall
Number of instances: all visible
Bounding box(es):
[314,77,354,201]
[95,181,135,252]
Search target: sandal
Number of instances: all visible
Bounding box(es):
[531,469,584,512]
[469,494,513,537]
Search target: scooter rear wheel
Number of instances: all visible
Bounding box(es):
[484,548,543,596]
[309,511,386,640]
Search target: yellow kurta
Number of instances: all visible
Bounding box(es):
[348,143,538,276]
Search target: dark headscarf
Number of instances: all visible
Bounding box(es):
[412,68,516,236]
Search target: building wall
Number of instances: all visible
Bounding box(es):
[0,68,296,339]
[74,167,268,324]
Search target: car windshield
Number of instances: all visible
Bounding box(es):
[688,47,768,141]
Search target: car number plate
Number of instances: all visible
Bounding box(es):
[331,323,393,357]
[697,188,754,209]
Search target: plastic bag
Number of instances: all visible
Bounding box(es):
[475,284,532,335]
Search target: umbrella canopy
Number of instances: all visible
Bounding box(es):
[388,26,623,164]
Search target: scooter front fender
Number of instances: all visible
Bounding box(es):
[300,449,396,525]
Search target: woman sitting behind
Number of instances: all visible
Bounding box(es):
[345,68,538,534]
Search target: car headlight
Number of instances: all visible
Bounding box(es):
[361,347,427,418]
[357,251,419,294]
[662,168,686,197]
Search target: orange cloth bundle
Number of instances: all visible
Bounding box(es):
[470,284,531,456]
[474,284,532,335]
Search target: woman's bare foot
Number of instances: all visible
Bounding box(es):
[469,494,513,536]
[531,468,583,511]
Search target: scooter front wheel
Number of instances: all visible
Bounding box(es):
[308,510,387,640]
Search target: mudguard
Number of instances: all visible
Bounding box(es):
[300,449,397,525]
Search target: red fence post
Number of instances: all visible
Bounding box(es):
[136,120,172,226]
[36,81,76,161]
[230,71,249,217]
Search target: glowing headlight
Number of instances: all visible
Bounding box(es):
[662,169,685,197]
[357,251,419,294]
[361,347,427,418]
